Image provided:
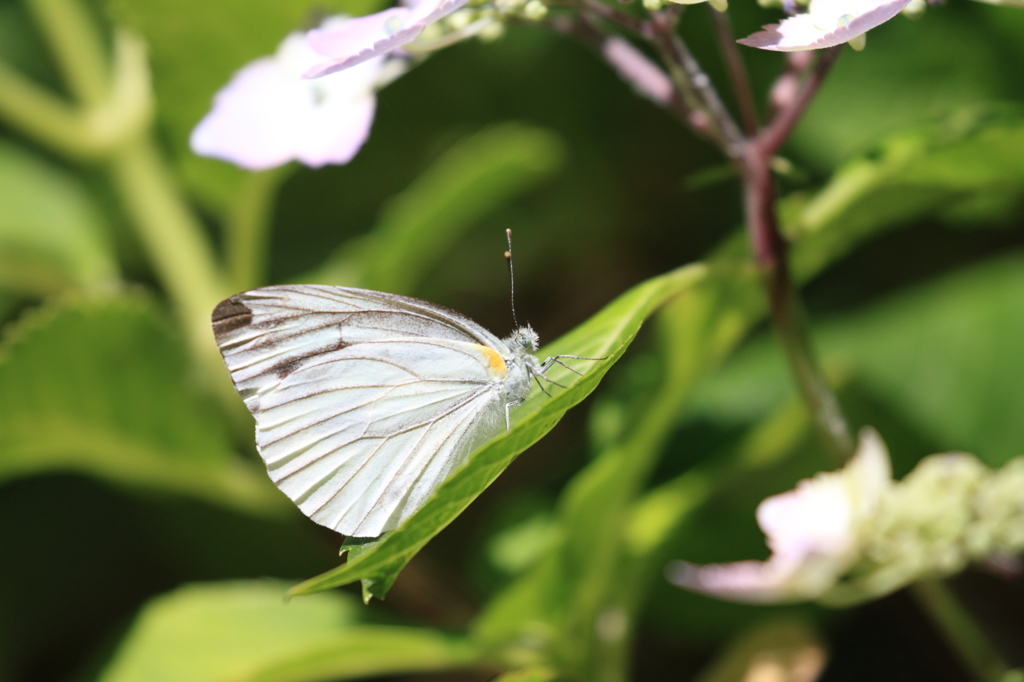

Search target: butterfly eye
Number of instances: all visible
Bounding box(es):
[517,329,540,353]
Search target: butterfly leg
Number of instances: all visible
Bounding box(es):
[530,364,566,390]
[505,399,523,431]
[536,352,606,378]
[540,353,607,374]
[542,357,584,376]
[532,373,554,397]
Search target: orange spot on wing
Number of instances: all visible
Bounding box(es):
[473,344,508,379]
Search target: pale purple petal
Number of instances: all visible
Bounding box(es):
[602,37,674,105]
[292,89,377,167]
[668,428,895,603]
[757,475,854,561]
[305,0,468,77]
[305,9,415,77]
[737,0,912,51]
[190,34,388,171]
[667,560,792,603]
[407,0,468,25]
[191,58,311,170]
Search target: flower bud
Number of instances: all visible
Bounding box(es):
[523,0,549,20]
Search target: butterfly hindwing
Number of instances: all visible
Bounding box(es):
[213,285,511,537]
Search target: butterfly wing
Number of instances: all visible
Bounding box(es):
[213,285,513,537]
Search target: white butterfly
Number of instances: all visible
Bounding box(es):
[213,284,589,538]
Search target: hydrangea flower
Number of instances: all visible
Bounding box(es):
[304,0,469,78]
[667,429,892,603]
[737,0,913,51]
[190,17,403,171]
[822,451,1024,606]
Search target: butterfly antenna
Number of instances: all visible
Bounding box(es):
[505,229,520,329]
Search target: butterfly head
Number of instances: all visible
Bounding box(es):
[505,325,540,355]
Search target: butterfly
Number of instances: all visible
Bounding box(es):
[212,283,594,538]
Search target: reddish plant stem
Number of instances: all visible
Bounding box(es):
[646,9,743,153]
[555,3,851,458]
[741,139,853,461]
[568,0,743,149]
[740,46,854,461]
[709,8,758,136]
[759,45,842,156]
[544,15,695,124]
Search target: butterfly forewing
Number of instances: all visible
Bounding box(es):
[213,285,512,537]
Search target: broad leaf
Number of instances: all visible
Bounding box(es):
[288,264,708,600]
[473,279,763,674]
[786,108,1024,282]
[311,122,565,294]
[0,139,118,296]
[0,296,280,513]
[98,581,480,682]
[691,252,1024,467]
[789,9,1006,168]
[468,110,1024,671]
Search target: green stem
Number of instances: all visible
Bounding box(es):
[0,60,98,159]
[22,0,228,344]
[108,135,252,431]
[740,46,853,462]
[910,578,1008,681]
[107,135,238,417]
[26,0,109,106]
[570,292,727,681]
[741,146,853,462]
[774,279,854,461]
[1,0,246,427]
[0,30,152,161]
[227,167,290,291]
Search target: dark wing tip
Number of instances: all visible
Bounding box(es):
[212,296,253,340]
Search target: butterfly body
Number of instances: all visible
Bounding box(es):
[213,284,547,538]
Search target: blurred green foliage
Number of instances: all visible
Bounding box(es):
[0,0,1023,679]
[98,581,479,682]
[0,297,282,512]
[0,139,117,295]
[691,252,1024,468]
[312,122,566,293]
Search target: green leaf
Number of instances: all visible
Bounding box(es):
[828,254,1024,465]
[471,112,987,668]
[287,263,708,600]
[308,122,565,293]
[692,252,1024,467]
[688,111,1024,433]
[789,7,1006,169]
[786,108,1024,282]
[98,581,480,682]
[0,296,281,513]
[0,138,118,295]
[487,511,560,576]
[105,0,385,211]
[475,280,768,675]
[469,110,1024,674]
